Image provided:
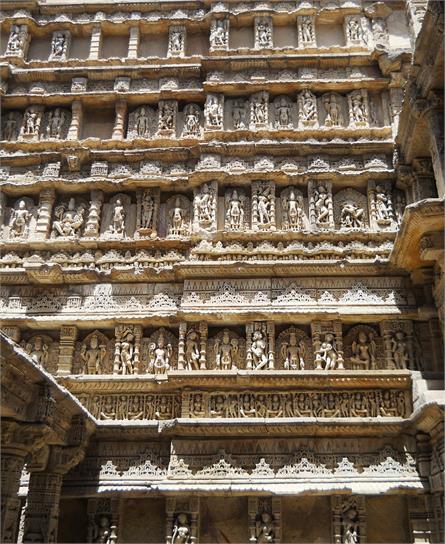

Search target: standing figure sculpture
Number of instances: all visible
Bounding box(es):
[50,33,66,58]
[390,331,409,369]
[148,331,173,374]
[214,330,239,370]
[323,94,343,126]
[255,512,275,543]
[3,112,18,141]
[351,331,376,369]
[314,186,331,227]
[281,331,306,370]
[108,198,126,236]
[250,330,268,370]
[317,333,339,370]
[225,189,245,230]
[282,190,305,231]
[80,334,107,374]
[185,330,200,370]
[9,200,31,237]
[171,513,191,544]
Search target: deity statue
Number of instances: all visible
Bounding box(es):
[256,20,272,48]
[232,100,246,129]
[313,185,331,227]
[23,108,40,135]
[251,95,268,125]
[141,191,154,229]
[117,328,135,375]
[281,332,306,370]
[148,331,173,374]
[374,185,391,223]
[350,94,367,124]
[182,105,200,137]
[136,107,150,137]
[275,97,291,128]
[52,198,85,237]
[185,330,200,370]
[108,198,126,236]
[317,333,339,370]
[300,16,315,45]
[225,189,245,230]
[393,192,405,225]
[281,189,305,231]
[214,330,240,370]
[80,334,107,374]
[194,183,214,225]
[340,201,364,228]
[169,29,184,56]
[390,331,409,369]
[46,108,66,138]
[7,26,26,54]
[205,95,223,128]
[171,513,191,544]
[255,512,275,543]
[50,33,66,58]
[23,336,49,368]
[9,199,31,237]
[3,112,18,141]
[250,330,268,370]
[347,17,364,43]
[211,19,228,48]
[256,186,273,227]
[323,94,344,126]
[342,507,360,544]
[298,90,318,125]
[91,515,117,544]
[169,198,189,236]
[159,102,175,131]
[351,331,376,369]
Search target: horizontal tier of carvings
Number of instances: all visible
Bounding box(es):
[1,319,421,375]
[68,387,411,421]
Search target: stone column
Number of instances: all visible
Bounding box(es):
[57,326,78,375]
[128,26,140,59]
[112,100,127,140]
[198,321,207,370]
[412,158,437,201]
[35,189,56,240]
[67,100,83,141]
[84,189,104,237]
[267,321,275,370]
[89,25,102,60]
[178,322,186,370]
[1,450,27,543]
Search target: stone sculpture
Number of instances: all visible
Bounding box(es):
[250,92,269,128]
[210,19,229,49]
[213,329,241,370]
[52,198,86,237]
[316,333,340,370]
[323,93,344,127]
[2,112,19,141]
[193,182,217,232]
[80,334,108,374]
[298,90,318,127]
[390,331,409,369]
[148,330,173,374]
[274,96,292,128]
[6,25,27,55]
[107,198,126,237]
[167,196,191,237]
[279,329,307,370]
[182,104,201,137]
[204,94,223,129]
[22,336,50,368]
[298,15,316,47]
[232,100,247,129]
[255,18,273,48]
[168,27,185,57]
[158,101,177,134]
[281,188,306,231]
[348,90,369,127]
[49,31,70,60]
[351,331,376,369]
[340,201,365,229]
[313,185,332,227]
[225,188,247,230]
[114,326,137,375]
[254,512,275,543]
[252,181,275,231]
[171,513,191,544]
[9,199,32,238]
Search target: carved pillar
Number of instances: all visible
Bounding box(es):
[389,75,405,138]
[412,158,437,201]
[380,320,414,370]
[57,326,78,375]
[198,321,207,370]
[424,105,444,197]
[35,189,56,240]
[1,450,27,543]
[267,321,275,370]
[67,100,83,141]
[248,497,280,543]
[86,498,119,543]
[89,25,102,60]
[84,189,104,237]
[112,100,127,140]
[128,26,140,59]
[178,322,186,370]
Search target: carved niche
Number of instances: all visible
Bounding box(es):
[248,497,281,543]
[158,100,178,136]
[252,180,276,231]
[142,327,178,374]
[279,187,308,231]
[367,180,396,230]
[255,16,273,49]
[297,15,316,48]
[3,196,37,239]
[20,334,59,374]
[204,94,224,130]
[321,93,345,127]
[135,188,160,238]
[5,25,29,58]
[224,188,249,231]
[42,107,71,140]
[246,322,275,370]
[210,18,229,51]
[86,498,119,544]
[311,321,344,371]
[1,111,22,141]
[343,325,383,370]
[250,91,269,129]
[380,320,415,370]
[166,497,199,544]
[276,326,312,371]
[230,98,248,130]
[392,188,406,226]
[49,30,71,61]
[297,89,318,128]
[127,105,156,139]
[51,196,88,238]
[333,188,368,230]
[181,104,202,138]
[178,322,207,371]
[165,195,192,238]
[332,495,367,544]
[344,15,369,47]
[75,331,114,375]
[19,106,45,140]
[113,324,142,375]
[84,190,104,237]
[308,180,334,230]
[348,89,370,128]
[101,193,135,239]
[208,328,246,370]
[168,25,186,58]
[193,181,217,233]
[273,95,293,129]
